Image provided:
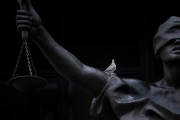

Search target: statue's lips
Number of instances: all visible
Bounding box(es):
[172,46,180,53]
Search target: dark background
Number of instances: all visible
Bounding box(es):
[0,0,178,120]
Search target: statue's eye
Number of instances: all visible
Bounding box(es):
[169,25,180,30]
[166,39,176,45]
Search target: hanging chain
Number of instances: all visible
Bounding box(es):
[12,39,25,77]
[12,38,37,77]
[24,38,37,76]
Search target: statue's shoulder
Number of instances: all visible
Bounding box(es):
[108,75,152,89]
[118,77,147,84]
[104,76,151,95]
[117,77,151,90]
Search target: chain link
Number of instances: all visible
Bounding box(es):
[24,38,33,76]
[24,38,37,76]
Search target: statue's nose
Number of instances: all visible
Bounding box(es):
[173,38,180,44]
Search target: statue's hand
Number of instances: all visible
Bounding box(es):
[16,0,42,35]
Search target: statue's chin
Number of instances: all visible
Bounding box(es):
[165,57,180,64]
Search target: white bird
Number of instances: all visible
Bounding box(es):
[104,59,116,76]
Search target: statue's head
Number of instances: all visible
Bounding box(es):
[153,16,180,56]
[154,16,180,64]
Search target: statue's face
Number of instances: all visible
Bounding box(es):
[159,38,180,63]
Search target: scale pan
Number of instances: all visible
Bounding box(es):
[7,75,47,92]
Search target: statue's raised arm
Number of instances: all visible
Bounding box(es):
[16,0,110,96]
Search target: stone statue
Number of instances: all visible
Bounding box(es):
[16,0,180,119]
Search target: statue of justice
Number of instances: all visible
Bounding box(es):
[15,0,180,119]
